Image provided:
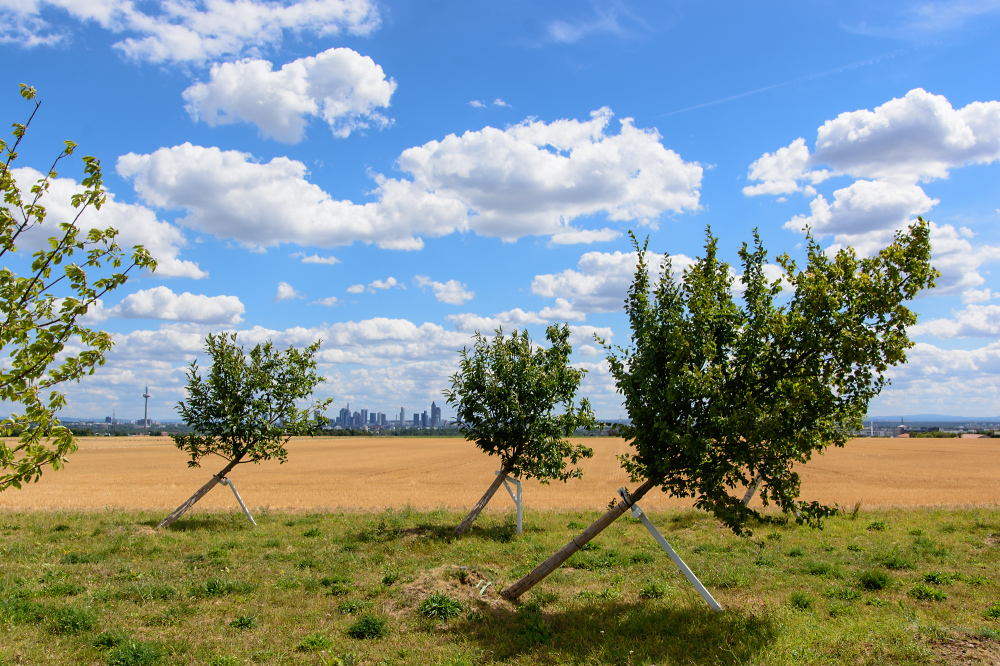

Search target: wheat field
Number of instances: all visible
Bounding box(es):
[1,435,997,512]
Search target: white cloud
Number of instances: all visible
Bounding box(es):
[447,308,548,334]
[369,277,401,291]
[469,100,486,108]
[10,167,205,279]
[549,228,621,245]
[414,275,475,305]
[311,296,340,306]
[117,109,700,252]
[346,284,364,294]
[0,0,380,64]
[962,288,995,304]
[493,98,510,107]
[183,47,396,143]
[532,249,695,314]
[110,286,244,325]
[748,90,1000,296]
[293,253,340,265]
[910,303,1000,339]
[275,281,304,301]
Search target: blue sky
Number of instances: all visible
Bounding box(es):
[3,0,1000,421]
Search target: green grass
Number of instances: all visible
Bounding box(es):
[0,506,998,664]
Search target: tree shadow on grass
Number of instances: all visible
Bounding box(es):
[459,600,776,664]
[138,513,250,532]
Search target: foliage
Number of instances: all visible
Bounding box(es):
[419,592,463,620]
[346,613,389,639]
[444,324,596,482]
[104,640,164,666]
[171,332,332,469]
[229,614,256,630]
[909,583,947,601]
[0,84,156,491]
[605,224,937,534]
[789,592,813,610]
[858,571,891,591]
[296,633,334,651]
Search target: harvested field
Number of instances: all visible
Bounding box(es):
[1,436,998,512]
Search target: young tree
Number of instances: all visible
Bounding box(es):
[1,84,157,492]
[445,324,596,536]
[503,222,937,599]
[157,332,332,529]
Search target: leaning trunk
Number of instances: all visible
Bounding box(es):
[502,477,657,600]
[157,458,241,529]
[453,460,514,537]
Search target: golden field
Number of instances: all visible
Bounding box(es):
[1,435,998,512]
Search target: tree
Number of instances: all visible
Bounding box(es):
[503,222,937,599]
[444,324,596,536]
[157,332,332,529]
[1,84,156,492]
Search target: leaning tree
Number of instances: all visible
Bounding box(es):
[445,324,596,536]
[157,332,332,529]
[1,84,156,492]
[503,221,937,599]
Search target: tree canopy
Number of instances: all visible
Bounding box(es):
[1,84,156,491]
[607,222,938,534]
[158,332,331,528]
[445,324,596,535]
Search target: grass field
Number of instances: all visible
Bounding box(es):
[2,436,999,512]
[1,505,1000,665]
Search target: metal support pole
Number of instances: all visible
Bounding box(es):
[495,470,523,535]
[618,487,721,612]
[742,469,765,506]
[220,478,256,526]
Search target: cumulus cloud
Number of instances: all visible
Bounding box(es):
[0,0,380,63]
[117,109,701,252]
[9,167,205,279]
[183,48,395,143]
[311,296,340,306]
[532,249,695,314]
[346,284,365,294]
[469,100,486,108]
[746,89,1000,295]
[910,304,1000,339]
[414,275,474,305]
[275,281,304,301]
[493,98,510,107]
[293,253,340,265]
[110,286,244,325]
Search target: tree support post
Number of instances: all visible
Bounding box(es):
[496,470,522,535]
[616,487,721,612]
[742,469,765,506]
[220,477,256,526]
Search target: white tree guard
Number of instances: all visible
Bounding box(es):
[495,470,523,535]
[220,478,256,526]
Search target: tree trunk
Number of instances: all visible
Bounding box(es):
[453,461,514,537]
[157,458,241,529]
[502,477,657,600]
[742,468,765,506]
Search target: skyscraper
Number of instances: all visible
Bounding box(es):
[400,407,406,427]
[431,401,441,427]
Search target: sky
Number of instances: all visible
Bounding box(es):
[2,0,1000,422]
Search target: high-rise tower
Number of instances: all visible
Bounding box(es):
[142,385,152,427]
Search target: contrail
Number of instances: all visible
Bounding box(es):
[657,48,913,118]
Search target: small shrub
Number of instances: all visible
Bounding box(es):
[985,602,1000,620]
[338,600,366,615]
[579,542,599,552]
[296,633,334,651]
[878,552,915,570]
[94,631,129,650]
[209,658,240,666]
[303,528,322,538]
[229,614,257,630]
[909,583,947,601]
[867,520,888,532]
[859,571,891,591]
[787,546,805,557]
[567,520,585,529]
[61,552,100,565]
[48,606,96,634]
[790,592,812,610]
[381,571,400,586]
[966,575,992,586]
[321,576,351,596]
[104,640,164,666]
[639,582,668,599]
[419,592,463,621]
[846,544,863,552]
[347,614,388,640]
[825,587,863,601]
[828,601,854,618]
[923,572,956,585]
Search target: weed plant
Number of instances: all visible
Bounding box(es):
[0,507,997,664]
